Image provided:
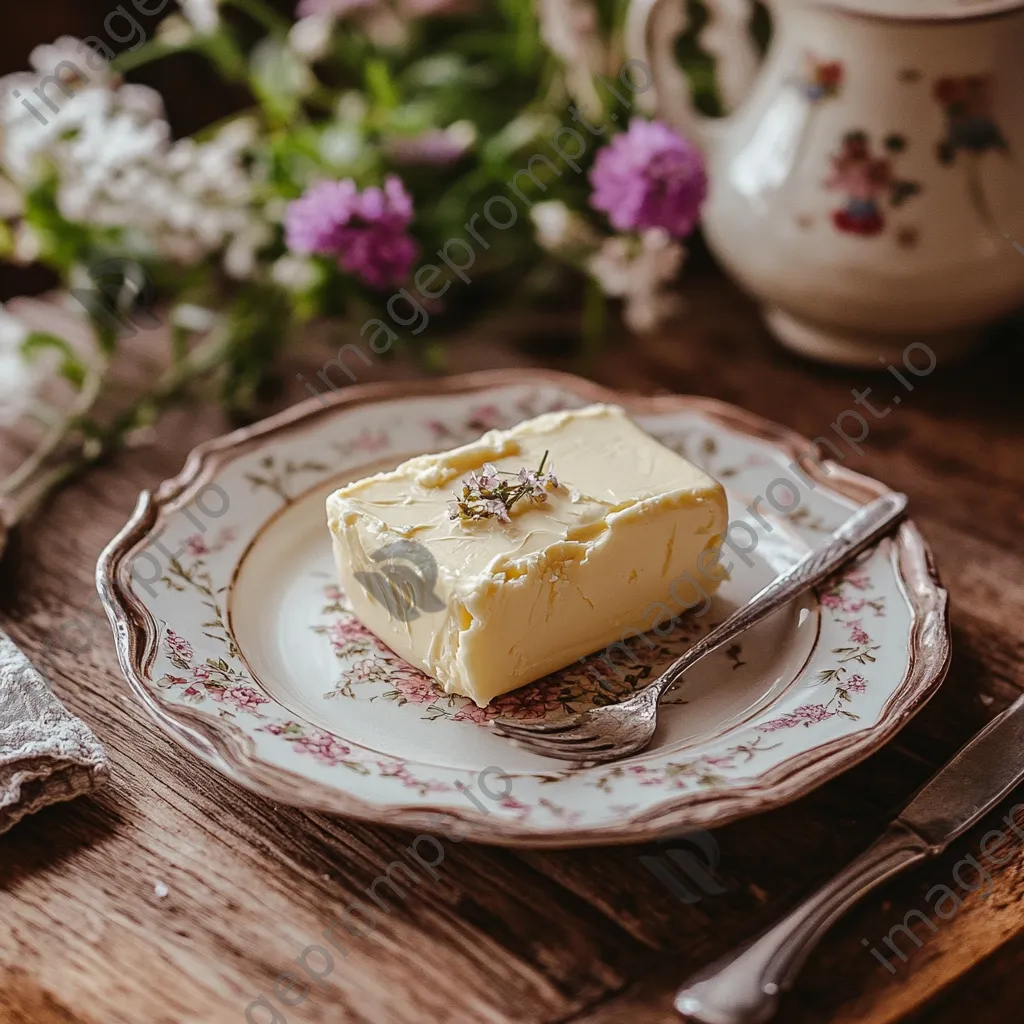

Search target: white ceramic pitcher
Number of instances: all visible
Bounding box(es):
[627,0,1024,366]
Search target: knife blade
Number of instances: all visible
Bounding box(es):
[898,690,1024,849]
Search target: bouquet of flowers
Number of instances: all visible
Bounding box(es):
[0,0,708,535]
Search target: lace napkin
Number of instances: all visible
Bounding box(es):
[0,629,109,834]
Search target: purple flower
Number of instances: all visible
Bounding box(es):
[518,463,557,498]
[589,119,707,238]
[482,498,511,523]
[284,175,418,289]
[470,463,501,490]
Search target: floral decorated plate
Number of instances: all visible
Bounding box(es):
[98,370,950,847]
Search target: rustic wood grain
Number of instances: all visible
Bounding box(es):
[2,263,1023,1024]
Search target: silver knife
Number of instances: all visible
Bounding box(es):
[675,691,1024,1024]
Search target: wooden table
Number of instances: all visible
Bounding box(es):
[2,265,1023,1024]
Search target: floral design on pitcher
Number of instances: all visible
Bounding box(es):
[826,131,920,236]
[933,75,1009,233]
[793,55,844,103]
[934,76,1007,164]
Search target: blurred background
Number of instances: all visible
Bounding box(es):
[1,0,1021,532]
[1,0,251,303]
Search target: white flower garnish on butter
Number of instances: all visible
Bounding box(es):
[447,452,561,525]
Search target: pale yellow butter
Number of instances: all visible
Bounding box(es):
[326,404,727,706]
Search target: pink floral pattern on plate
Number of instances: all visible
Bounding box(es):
[160,628,272,717]
[313,584,712,724]
[757,567,884,733]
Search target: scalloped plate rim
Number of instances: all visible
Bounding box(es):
[96,369,951,848]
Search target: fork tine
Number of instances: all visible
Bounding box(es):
[489,720,606,745]
[488,730,583,752]
[491,721,597,743]
[493,729,618,755]
[490,716,582,734]
[569,743,649,767]
[503,736,619,761]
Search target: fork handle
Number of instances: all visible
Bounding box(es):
[674,821,933,1023]
[652,492,908,700]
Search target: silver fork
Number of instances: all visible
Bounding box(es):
[489,492,908,765]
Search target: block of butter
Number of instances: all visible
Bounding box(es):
[326,404,727,707]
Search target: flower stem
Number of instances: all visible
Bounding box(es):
[2,458,84,527]
[0,322,236,527]
[0,356,108,499]
[112,39,192,75]
[224,0,292,33]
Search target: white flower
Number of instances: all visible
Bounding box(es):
[0,177,21,219]
[482,498,511,524]
[171,303,217,332]
[28,35,114,89]
[0,306,29,349]
[0,349,35,426]
[0,44,260,270]
[224,221,273,279]
[11,224,42,264]
[531,201,571,249]
[535,0,605,116]
[319,125,363,166]
[251,38,316,104]
[364,8,409,48]
[289,16,335,61]
[335,91,369,124]
[0,70,167,188]
[0,306,41,427]
[157,14,198,46]
[531,200,599,254]
[271,254,321,292]
[588,229,686,333]
[178,0,220,34]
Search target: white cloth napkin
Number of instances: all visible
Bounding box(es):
[0,629,109,834]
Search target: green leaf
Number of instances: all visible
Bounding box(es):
[365,59,400,109]
[21,331,88,387]
[22,180,96,272]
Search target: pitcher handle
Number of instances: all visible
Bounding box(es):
[626,0,763,149]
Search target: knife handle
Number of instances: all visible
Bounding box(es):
[675,822,933,1024]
